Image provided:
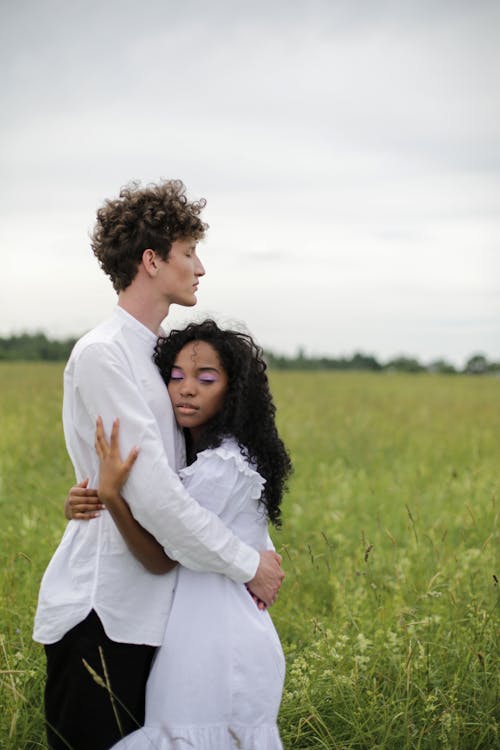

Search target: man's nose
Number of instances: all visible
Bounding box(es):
[195,254,205,277]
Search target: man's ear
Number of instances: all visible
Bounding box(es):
[142,248,159,277]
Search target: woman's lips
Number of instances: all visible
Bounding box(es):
[176,403,199,415]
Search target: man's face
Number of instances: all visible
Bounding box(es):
[156,238,205,308]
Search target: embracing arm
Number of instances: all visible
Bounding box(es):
[65,476,176,575]
[101,494,176,575]
[95,417,176,575]
[72,343,283,605]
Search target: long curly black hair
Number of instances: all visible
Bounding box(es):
[154,320,291,526]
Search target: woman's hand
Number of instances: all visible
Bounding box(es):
[95,416,139,504]
[93,417,174,575]
[64,478,104,520]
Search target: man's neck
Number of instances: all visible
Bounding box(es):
[117,288,169,335]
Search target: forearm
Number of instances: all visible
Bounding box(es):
[104,492,177,575]
[128,477,259,582]
[124,458,259,582]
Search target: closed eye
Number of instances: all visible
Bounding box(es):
[169,367,184,381]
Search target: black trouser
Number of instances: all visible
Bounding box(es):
[44,610,156,750]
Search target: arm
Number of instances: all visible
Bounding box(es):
[96,418,282,599]
[71,343,282,605]
[101,495,176,576]
[64,470,176,576]
[94,418,176,575]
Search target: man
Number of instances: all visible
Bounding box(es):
[33,180,284,750]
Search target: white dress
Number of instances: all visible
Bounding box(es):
[112,438,285,750]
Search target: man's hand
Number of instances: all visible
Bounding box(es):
[64,478,104,520]
[246,550,284,608]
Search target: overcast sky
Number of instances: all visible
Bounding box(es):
[1,0,499,366]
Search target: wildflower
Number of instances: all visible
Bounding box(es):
[356,633,372,654]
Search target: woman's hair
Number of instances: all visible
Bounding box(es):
[154,320,291,525]
[91,180,208,292]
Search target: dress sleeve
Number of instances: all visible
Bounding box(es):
[265,532,276,551]
[73,344,260,583]
[180,445,266,522]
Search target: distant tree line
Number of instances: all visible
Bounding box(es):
[0,333,78,361]
[264,349,500,375]
[0,333,498,375]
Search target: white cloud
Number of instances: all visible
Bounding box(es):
[0,0,499,365]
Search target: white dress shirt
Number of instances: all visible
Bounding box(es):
[33,307,260,646]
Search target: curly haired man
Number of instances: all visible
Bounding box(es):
[33,180,284,750]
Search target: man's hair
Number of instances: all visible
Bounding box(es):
[90,180,208,292]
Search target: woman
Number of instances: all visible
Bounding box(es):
[66,320,291,749]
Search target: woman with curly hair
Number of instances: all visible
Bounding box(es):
[69,320,291,749]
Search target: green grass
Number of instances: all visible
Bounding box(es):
[0,364,498,749]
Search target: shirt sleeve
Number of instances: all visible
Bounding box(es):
[73,343,260,583]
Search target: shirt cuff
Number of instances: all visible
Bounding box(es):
[229,545,260,584]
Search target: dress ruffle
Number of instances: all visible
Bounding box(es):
[179,441,266,501]
[112,722,283,749]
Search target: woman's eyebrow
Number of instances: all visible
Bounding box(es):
[197,366,220,373]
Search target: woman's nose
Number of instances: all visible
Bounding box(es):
[179,377,197,396]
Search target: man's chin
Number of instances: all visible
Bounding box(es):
[174,296,197,308]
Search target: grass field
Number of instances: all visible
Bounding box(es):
[0,363,498,749]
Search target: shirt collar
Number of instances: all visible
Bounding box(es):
[113,306,159,347]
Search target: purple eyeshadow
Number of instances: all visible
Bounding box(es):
[199,374,218,383]
[170,367,184,380]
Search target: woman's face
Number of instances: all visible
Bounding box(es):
[167,340,229,442]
